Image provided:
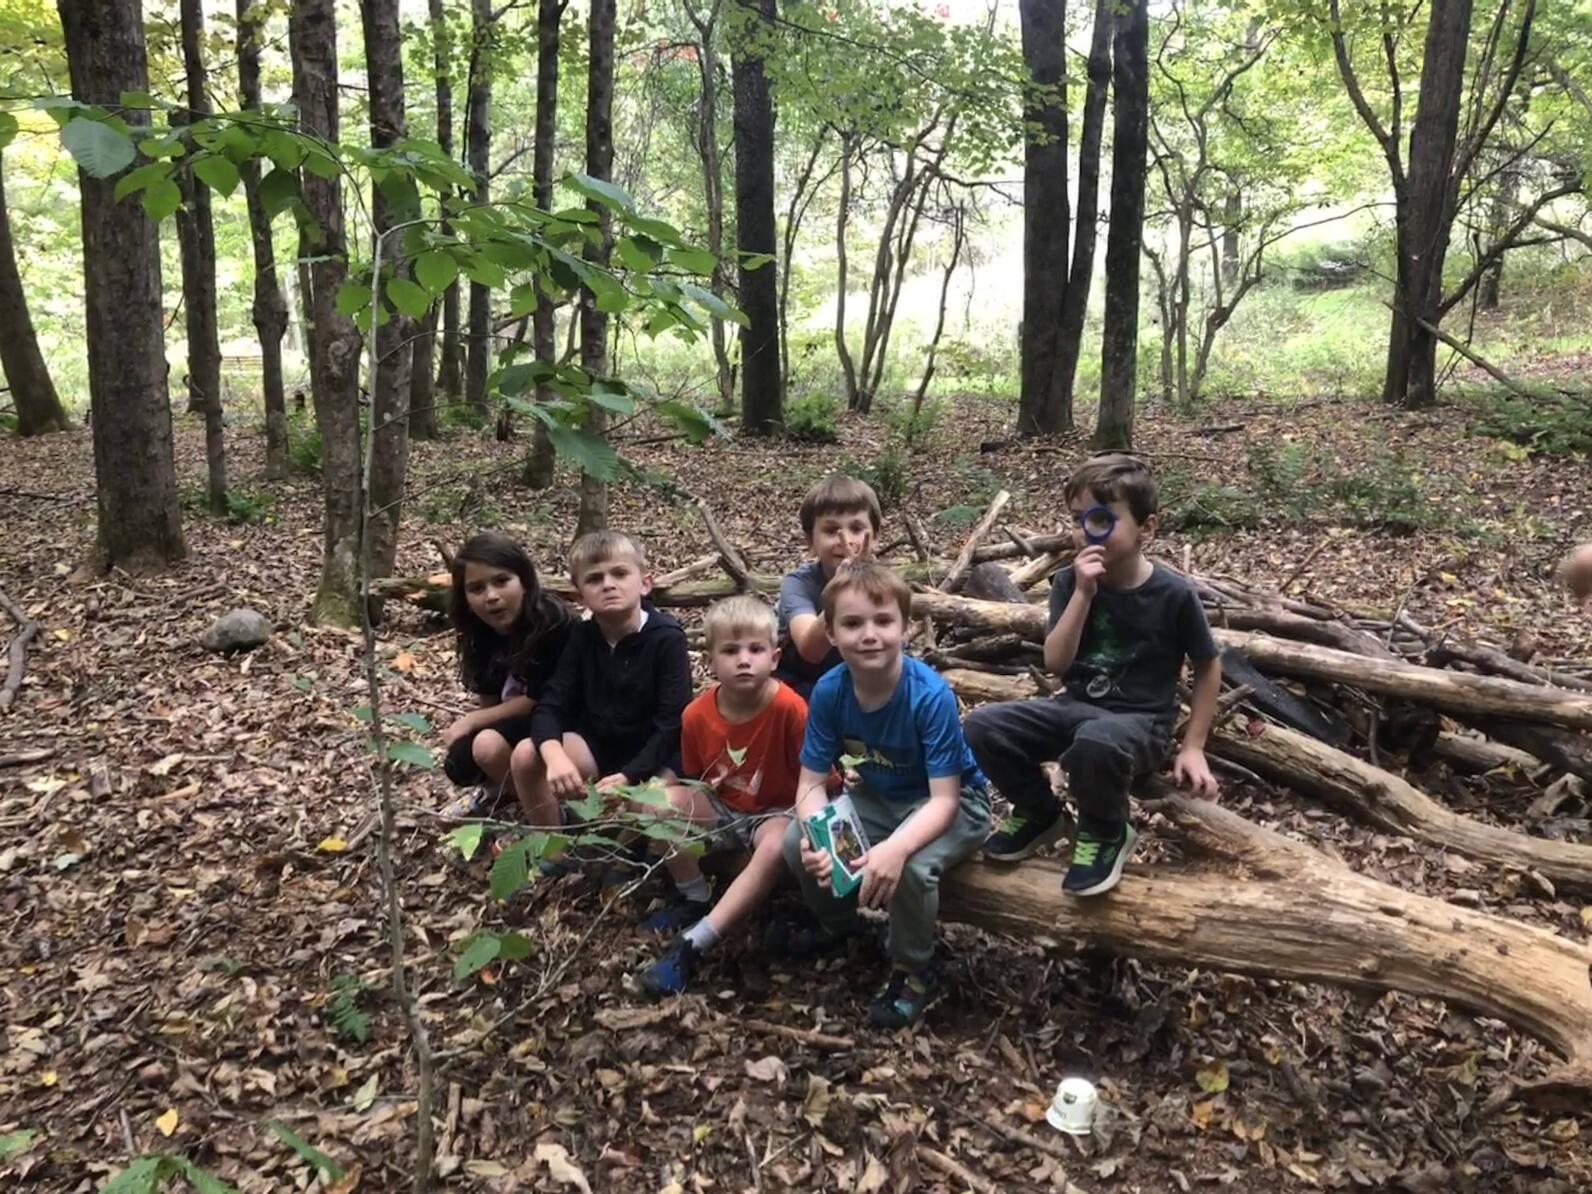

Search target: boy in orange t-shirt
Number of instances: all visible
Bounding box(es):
[640,596,807,996]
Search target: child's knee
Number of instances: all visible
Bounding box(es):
[961,707,998,755]
[897,855,940,898]
[1063,727,1132,776]
[472,729,508,769]
[509,738,541,776]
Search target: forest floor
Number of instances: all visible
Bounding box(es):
[2,389,1590,1193]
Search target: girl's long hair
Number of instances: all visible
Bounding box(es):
[450,532,573,693]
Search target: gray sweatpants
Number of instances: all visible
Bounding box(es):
[782,783,990,970]
[963,695,1169,836]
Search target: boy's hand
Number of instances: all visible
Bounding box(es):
[1073,545,1107,596]
[595,772,630,793]
[857,838,905,910]
[799,833,833,885]
[440,713,476,747]
[1173,747,1220,799]
[543,748,585,798]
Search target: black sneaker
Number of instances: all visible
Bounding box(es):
[763,916,866,960]
[868,967,936,1029]
[1062,824,1139,896]
[640,935,700,997]
[983,807,1066,862]
[640,896,711,935]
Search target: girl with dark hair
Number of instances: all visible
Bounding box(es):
[440,532,574,819]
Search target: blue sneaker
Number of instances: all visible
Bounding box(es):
[640,897,711,935]
[1062,824,1139,896]
[868,966,937,1029]
[640,935,701,997]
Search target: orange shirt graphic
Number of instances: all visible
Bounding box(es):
[680,682,807,814]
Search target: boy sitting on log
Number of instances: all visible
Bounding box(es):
[784,564,991,1028]
[774,474,882,700]
[964,454,1222,896]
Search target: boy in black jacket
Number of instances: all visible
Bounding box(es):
[511,531,693,828]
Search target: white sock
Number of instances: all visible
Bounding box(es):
[677,874,710,904]
[684,919,720,953]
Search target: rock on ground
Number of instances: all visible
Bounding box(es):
[200,608,272,653]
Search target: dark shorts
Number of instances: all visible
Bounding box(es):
[443,713,536,786]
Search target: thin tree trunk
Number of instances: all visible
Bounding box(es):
[687,0,734,410]
[0,154,68,435]
[1173,212,1192,408]
[362,0,413,582]
[426,0,460,415]
[1016,0,1069,435]
[577,0,615,535]
[410,307,439,439]
[464,0,493,416]
[911,200,965,409]
[1478,171,1516,309]
[779,130,829,395]
[1145,241,1174,405]
[238,0,290,477]
[1095,0,1149,450]
[176,0,225,514]
[834,135,860,411]
[733,0,781,435]
[57,0,186,571]
[1221,189,1241,285]
[292,0,364,624]
[523,0,565,488]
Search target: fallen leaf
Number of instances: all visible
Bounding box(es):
[147,753,186,777]
[801,1073,831,1127]
[692,1123,713,1144]
[1190,1099,1217,1131]
[351,1074,378,1113]
[155,1107,179,1137]
[855,1154,890,1194]
[318,837,349,853]
[40,1071,58,1087]
[534,1141,593,1193]
[393,650,417,673]
[1196,1061,1230,1093]
[745,1055,788,1085]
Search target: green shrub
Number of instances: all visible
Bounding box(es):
[289,422,323,476]
[180,486,275,524]
[843,442,911,509]
[1325,452,1438,534]
[782,391,841,443]
[1467,391,1592,456]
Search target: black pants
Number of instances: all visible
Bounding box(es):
[963,695,1169,835]
[443,713,537,786]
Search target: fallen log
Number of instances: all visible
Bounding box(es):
[962,562,1029,604]
[1431,731,1542,776]
[1462,718,1592,784]
[939,792,1592,1087]
[940,489,1011,593]
[0,588,40,713]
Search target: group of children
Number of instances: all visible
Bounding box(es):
[441,456,1223,1029]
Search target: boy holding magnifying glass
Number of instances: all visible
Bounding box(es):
[964,454,1222,895]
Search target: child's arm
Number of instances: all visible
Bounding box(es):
[1172,654,1221,797]
[614,632,693,784]
[532,637,586,794]
[1042,549,1105,675]
[857,776,959,910]
[793,765,836,884]
[788,613,834,664]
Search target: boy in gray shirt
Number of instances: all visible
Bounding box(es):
[964,455,1222,896]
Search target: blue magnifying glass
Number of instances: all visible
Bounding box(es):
[1077,505,1116,546]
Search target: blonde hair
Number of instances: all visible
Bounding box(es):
[799,474,883,537]
[821,563,912,623]
[703,594,778,650]
[568,529,646,579]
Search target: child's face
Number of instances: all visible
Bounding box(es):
[710,632,778,695]
[462,560,526,633]
[1069,490,1154,564]
[574,552,650,621]
[827,589,904,675]
[809,507,875,575]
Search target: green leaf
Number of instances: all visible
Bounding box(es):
[547,424,620,481]
[193,154,240,197]
[448,823,485,861]
[489,839,531,901]
[174,1159,239,1194]
[138,135,186,160]
[335,282,371,317]
[684,282,748,327]
[388,711,431,734]
[460,255,508,289]
[258,169,299,219]
[627,214,685,246]
[615,236,659,272]
[587,382,635,415]
[414,250,459,294]
[302,146,341,180]
[0,112,18,150]
[268,1122,346,1182]
[101,1156,176,1194]
[656,400,730,445]
[114,161,172,202]
[140,180,182,223]
[566,792,604,822]
[349,705,374,724]
[386,277,432,320]
[454,933,501,979]
[119,91,160,110]
[563,171,634,212]
[263,129,308,171]
[508,283,539,318]
[61,117,136,178]
[667,246,717,275]
[387,741,435,769]
[0,1130,37,1160]
[739,251,774,271]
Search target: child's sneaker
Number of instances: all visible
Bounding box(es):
[440,785,499,824]
[868,966,936,1029]
[983,807,1065,861]
[1062,824,1139,896]
[640,896,712,935]
[640,935,701,997]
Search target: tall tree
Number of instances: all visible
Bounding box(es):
[425,0,461,415]
[175,0,226,513]
[237,0,291,479]
[291,0,364,623]
[685,0,734,411]
[464,0,493,416]
[362,0,414,580]
[1095,0,1149,450]
[732,0,781,435]
[522,0,566,488]
[57,0,187,570]
[1016,0,1112,435]
[0,151,69,436]
[577,0,616,535]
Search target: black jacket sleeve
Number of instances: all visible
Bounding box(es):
[529,625,586,747]
[619,628,693,783]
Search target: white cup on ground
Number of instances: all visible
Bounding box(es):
[1045,1077,1098,1135]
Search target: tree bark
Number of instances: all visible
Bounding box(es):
[685,0,734,411]
[577,0,616,536]
[427,0,462,413]
[291,0,364,624]
[57,0,187,572]
[237,0,291,477]
[732,0,782,436]
[0,154,68,435]
[1095,0,1148,450]
[464,0,494,416]
[175,0,226,514]
[522,0,565,488]
[362,0,413,582]
[833,136,860,411]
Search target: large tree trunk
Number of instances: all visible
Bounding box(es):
[464,0,493,417]
[0,155,68,436]
[685,0,734,412]
[1015,0,1070,435]
[362,0,413,582]
[57,0,187,572]
[420,0,456,428]
[291,0,364,625]
[175,0,226,514]
[237,0,290,478]
[1385,0,1473,409]
[732,0,781,436]
[1095,0,1148,450]
[522,0,564,488]
[576,0,615,536]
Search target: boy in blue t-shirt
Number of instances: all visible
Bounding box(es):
[782,563,990,1029]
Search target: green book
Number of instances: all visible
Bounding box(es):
[803,793,871,897]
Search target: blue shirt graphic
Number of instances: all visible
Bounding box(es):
[801,655,986,803]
